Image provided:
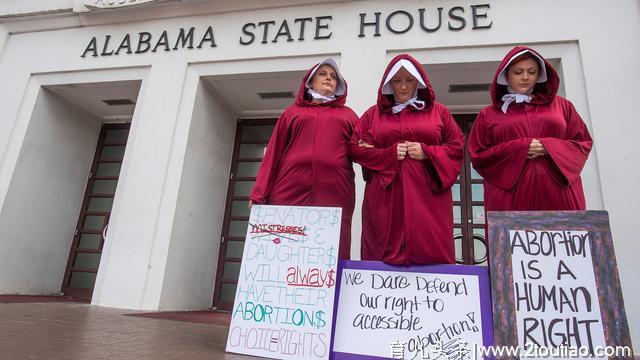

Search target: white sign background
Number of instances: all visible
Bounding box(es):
[510,230,607,360]
[226,205,341,360]
[333,268,485,359]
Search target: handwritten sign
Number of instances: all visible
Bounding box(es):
[489,211,634,359]
[332,261,493,359]
[226,205,341,360]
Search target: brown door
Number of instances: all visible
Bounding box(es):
[62,123,130,298]
[453,114,487,265]
[212,119,277,310]
[211,116,486,308]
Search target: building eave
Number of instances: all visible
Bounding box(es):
[0,0,366,34]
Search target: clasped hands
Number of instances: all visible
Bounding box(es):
[358,140,426,160]
[528,139,547,159]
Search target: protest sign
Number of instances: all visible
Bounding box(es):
[226,204,341,360]
[332,261,493,359]
[489,211,633,359]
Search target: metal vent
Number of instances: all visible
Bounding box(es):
[448,83,490,93]
[103,98,135,106]
[258,91,294,100]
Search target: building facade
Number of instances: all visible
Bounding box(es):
[0,0,638,350]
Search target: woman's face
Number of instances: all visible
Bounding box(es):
[507,57,540,94]
[310,65,337,96]
[390,67,418,104]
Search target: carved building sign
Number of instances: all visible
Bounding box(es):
[80,4,493,58]
[74,0,170,12]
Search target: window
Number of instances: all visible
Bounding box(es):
[453,114,487,265]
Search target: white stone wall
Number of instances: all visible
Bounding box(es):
[0,88,100,294]
[158,80,236,311]
[0,0,74,17]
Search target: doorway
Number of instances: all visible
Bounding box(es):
[211,118,277,310]
[212,114,488,308]
[453,114,487,266]
[62,123,130,298]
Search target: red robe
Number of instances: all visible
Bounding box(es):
[250,64,358,260]
[351,54,464,265]
[468,46,592,211]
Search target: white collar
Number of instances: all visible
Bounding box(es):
[308,88,336,103]
[501,88,532,113]
[392,96,425,114]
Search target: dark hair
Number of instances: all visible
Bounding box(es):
[506,52,540,73]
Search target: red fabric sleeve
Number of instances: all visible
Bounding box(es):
[421,108,465,191]
[249,112,291,204]
[349,110,399,188]
[539,101,592,186]
[468,111,531,190]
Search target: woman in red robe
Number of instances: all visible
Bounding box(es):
[352,54,465,265]
[250,58,358,260]
[468,46,592,211]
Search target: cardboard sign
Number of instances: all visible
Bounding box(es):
[332,261,493,359]
[226,205,342,360]
[489,211,634,359]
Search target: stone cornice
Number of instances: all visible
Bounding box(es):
[73,0,174,13]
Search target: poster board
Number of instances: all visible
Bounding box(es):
[226,205,341,360]
[488,211,634,359]
[332,261,493,359]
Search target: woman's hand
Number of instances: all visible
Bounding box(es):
[248,200,253,208]
[528,139,547,159]
[397,143,408,160]
[358,139,375,148]
[405,141,426,160]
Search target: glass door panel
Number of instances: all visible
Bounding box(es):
[453,114,487,266]
[212,118,277,311]
[62,123,130,298]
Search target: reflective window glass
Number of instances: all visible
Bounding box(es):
[241,125,275,141]
[69,272,97,289]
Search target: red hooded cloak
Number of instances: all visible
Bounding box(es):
[250,62,358,260]
[351,54,465,265]
[468,46,592,211]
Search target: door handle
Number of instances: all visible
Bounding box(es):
[102,224,109,240]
